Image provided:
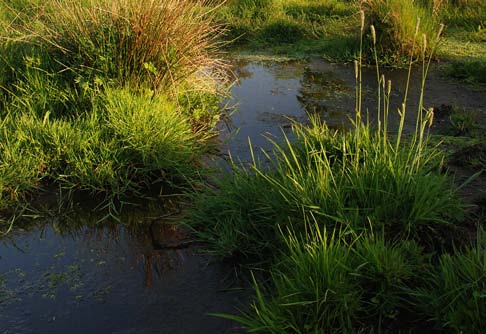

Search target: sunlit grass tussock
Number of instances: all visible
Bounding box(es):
[0,89,211,210]
[188,16,482,331]
[189,113,463,259]
[362,0,442,61]
[0,0,228,214]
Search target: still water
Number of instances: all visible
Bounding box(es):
[223,58,485,160]
[0,215,247,334]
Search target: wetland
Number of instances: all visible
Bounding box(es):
[2,58,485,333]
[1,0,486,333]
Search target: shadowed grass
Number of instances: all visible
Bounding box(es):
[412,228,486,333]
[220,227,429,333]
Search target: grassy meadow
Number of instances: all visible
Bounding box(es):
[0,0,484,333]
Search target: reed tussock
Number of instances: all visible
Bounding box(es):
[4,0,228,92]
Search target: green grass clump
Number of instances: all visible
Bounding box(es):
[413,229,486,333]
[0,0,227,216]
[190,112,463,259]
[101,89,205,179]
[0,126,47,208]
[185,12,483,333]
[224,228,428,333]
[189,8,482,333]
[0,88,211,210]
[353,235,428,322]
[55,89,206,193]
[229,228,363,333]
[223,226,485,333]
[362,0,442,61]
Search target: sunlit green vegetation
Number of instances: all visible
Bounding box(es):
[215,0,361,59]
[363,0,442,62]
[217,0,486,83]
[190,114,462,258]
[0,0,484,332]
[435,0,486,85]
[0,0,228,214]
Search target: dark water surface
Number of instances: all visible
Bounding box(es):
[1,59,485,333]
[0,216,246,334]
[223,58,486,160]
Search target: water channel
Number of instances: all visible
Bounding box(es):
[1,59,485,333]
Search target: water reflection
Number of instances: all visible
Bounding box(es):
[0,210,248,334]
[225,59,486,163]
